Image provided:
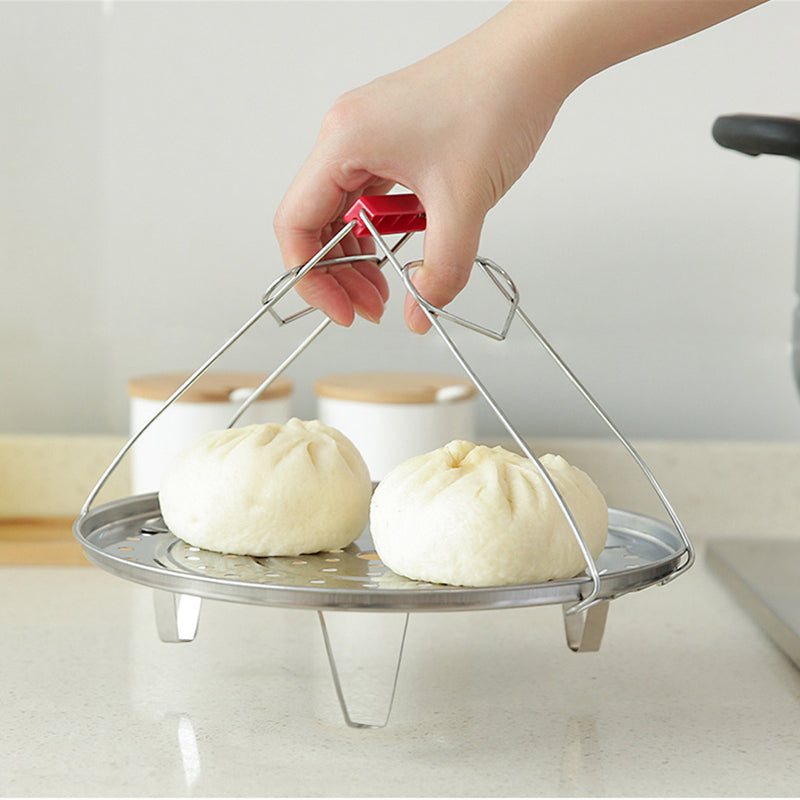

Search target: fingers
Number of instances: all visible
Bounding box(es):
[292,262,387,326]
[274,156,393,326]
[353,260,391,304]
[403,199,484,334]
[293,269,356,327]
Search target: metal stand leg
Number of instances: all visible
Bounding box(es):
[154,589,202,643]
[317,611,409,729]
[562,600,609,652]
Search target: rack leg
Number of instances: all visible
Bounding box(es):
[154,589,202,643]
[562,600,609,652]
[317,611,409,729]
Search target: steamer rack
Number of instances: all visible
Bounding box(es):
[75,194,694,728]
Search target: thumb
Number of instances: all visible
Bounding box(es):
[404,202,484,334]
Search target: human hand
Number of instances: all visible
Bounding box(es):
[273,4,559,333]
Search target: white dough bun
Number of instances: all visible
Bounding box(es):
[159,418,372,556]
[370,440,608,586]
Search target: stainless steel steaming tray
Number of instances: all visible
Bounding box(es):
[78,496,686,612]
[74,193,694,728]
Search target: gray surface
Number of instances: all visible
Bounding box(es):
[707,539,800,668]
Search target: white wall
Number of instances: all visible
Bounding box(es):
[1,2,104,433]
[3,0,800,440]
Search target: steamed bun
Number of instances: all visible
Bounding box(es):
[370,440,608,586]
[158,418,372,556]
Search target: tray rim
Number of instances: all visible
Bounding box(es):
[73,493,690,612]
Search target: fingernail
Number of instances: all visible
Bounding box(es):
[408,306,431,335]
[356,306,383,325]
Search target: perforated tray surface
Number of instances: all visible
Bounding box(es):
[74,494,688,611]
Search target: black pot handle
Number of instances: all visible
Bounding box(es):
[712,113,800,161]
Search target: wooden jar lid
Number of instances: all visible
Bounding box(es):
[314,372,477,405]
[128,372,293,403]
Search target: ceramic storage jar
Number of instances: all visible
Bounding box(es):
[315,372,477,481]
[128,372,292,494]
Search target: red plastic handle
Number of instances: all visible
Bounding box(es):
[343,194,427,237]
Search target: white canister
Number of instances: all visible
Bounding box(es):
[128,372,293,494]
[315,372,477,481]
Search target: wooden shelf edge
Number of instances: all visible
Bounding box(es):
[0,518,90,566]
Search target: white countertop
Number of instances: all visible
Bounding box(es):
[2,439,800,796]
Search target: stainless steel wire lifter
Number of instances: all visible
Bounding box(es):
[360,196,693,607]
[76,193,694,728]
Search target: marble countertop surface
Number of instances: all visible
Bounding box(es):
[2,436,800,796]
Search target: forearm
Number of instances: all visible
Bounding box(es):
[466,0,770,106]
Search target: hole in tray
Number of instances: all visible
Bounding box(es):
[118,546,132,552]
[324,557,340,563]
[321,568,338,573]
[125,536,141,542]
[292,560,308,565]
[357,552,378,560]
[309,579,325,585]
